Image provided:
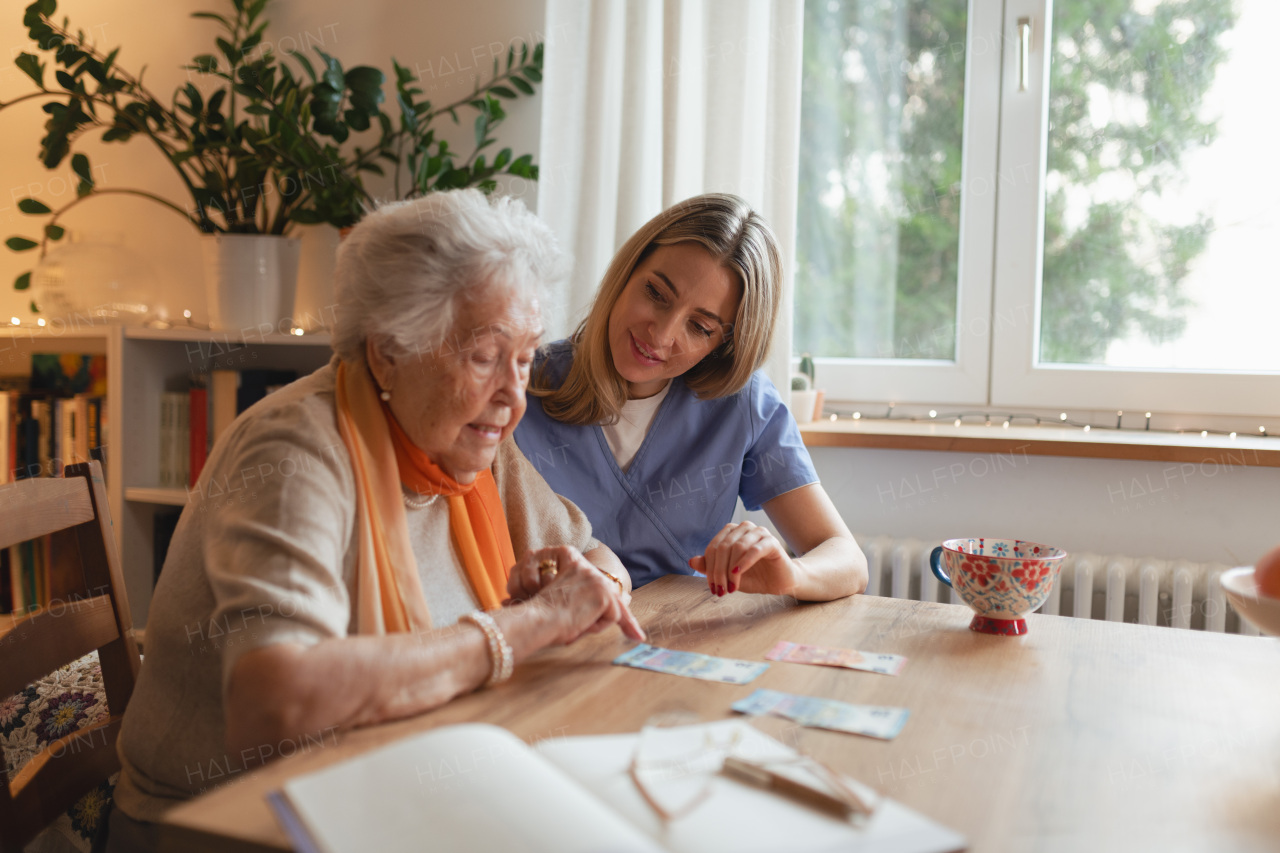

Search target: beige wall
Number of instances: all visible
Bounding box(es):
[0,0,547,325]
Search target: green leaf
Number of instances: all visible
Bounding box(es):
[15,52,44,87]
[292,51,316,82]
[101,47,119,76]
[190,11,231,27]
[314,49,344,91]
[506,43,515,71]
[215,37,237,65]
[70,152,92,186]
[44,224,64,240]
[490,85,517,99]
[6,237,39,252]
[344,108,370,131]
[511,75,535,96]
[474,113,489,149]
[523,66,542,83]
[55,68,76,90]
[493,148,511,169]
[243,104,271,115]
[18,198,51,214]
[192,54,218,73]
[76,180,92,197]
[15,272,31,291]
[101,126,132,142]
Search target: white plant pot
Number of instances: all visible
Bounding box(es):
[202,234,301,332]
[790,390,818,424]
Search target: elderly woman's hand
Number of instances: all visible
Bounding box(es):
[517,548,645,643]
[506,545,587,602]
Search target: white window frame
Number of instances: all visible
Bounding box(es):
[808,0,1280,418]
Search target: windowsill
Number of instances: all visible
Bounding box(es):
[799,418,1280,468]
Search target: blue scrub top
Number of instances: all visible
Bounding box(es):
[514,341,819,587]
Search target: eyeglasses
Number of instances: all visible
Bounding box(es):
[627,712,875,824]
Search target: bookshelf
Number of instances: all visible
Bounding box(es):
[3,323,333,628]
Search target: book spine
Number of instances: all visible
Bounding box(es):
[178,392,190,487]
[190,386,209,486]
[160,393,174,488]
[74,396,89,465]
[0,546,10,614]
[0,390,10,485]
[8,545,22,614]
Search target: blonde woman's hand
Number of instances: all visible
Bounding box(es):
[530,549,646,644]
[688,520,799,597]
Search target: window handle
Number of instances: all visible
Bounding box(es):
[1017,17,1031,92]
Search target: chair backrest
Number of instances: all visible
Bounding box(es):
[0,461,141,852]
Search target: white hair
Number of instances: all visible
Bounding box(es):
[331,189,568,364]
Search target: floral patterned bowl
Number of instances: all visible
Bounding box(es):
[929,538,1066,635]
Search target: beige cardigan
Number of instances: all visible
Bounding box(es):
[114,362,596,822]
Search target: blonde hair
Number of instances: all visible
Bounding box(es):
[534,193,782,426]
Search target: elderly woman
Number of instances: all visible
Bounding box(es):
[108,191,643,851]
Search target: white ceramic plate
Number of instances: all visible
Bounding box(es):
[1220,567,1280,637]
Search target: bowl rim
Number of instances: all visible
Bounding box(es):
[1220,566,1264,599]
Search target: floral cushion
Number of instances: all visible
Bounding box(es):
[2,652,115,853]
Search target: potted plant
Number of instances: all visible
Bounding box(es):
[3,0,544,328]
[797,353,824,422]
[790,372,817,425]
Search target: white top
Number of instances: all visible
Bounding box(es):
[602,384,671,472]
[404,490,478,626]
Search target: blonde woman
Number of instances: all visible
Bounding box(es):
[514,194,867,601]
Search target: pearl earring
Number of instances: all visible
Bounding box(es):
[380,389,391,402]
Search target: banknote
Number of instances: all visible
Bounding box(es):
[612,644,770,684]
[765,641,907,676]
[732,688,910,740]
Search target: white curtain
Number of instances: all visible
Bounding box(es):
[538,0,804,392]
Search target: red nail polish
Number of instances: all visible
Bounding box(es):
[728,583,736,593]
[717,585,725,596]
[731,566,740,574]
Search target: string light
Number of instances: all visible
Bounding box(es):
[9,317,18,326]
[815,407,1274,442]
[36,318,45,327]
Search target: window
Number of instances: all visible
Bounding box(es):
[796,0,1280,417]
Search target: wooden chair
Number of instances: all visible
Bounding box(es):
[0,461,141,853]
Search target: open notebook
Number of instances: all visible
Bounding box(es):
[268,722,966,853]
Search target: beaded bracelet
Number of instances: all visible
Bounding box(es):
[461,610,514,686]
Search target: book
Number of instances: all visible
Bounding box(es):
[0,390,11,485]
[29,353,107,396]
[268,722,965,853]
[189,384,208,485]
[209,369,239,444]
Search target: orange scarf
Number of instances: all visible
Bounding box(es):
[334,361,515,634]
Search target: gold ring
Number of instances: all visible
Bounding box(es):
[537,558,558,578]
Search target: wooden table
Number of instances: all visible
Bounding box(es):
[161,577,1280,853]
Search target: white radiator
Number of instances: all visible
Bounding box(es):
[857,535,1259,636]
